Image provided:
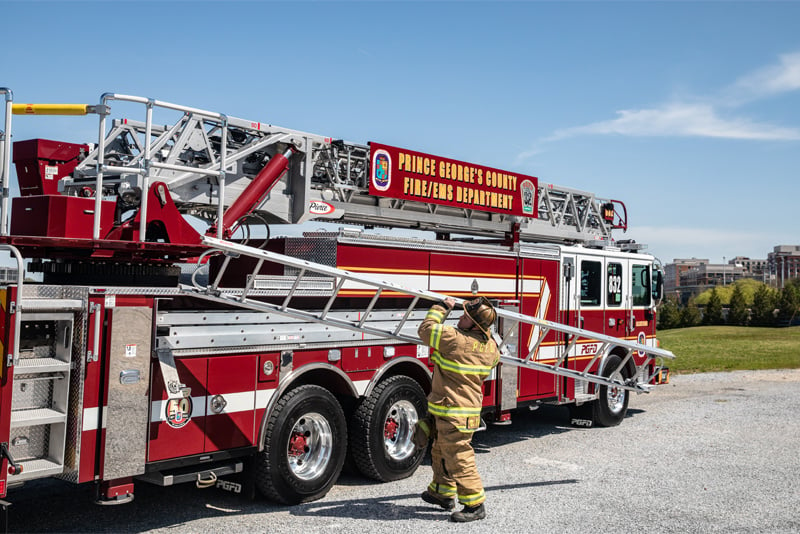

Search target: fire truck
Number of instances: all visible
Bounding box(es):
[0,89,673,510]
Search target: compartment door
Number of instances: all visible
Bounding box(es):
[103,307,152,480]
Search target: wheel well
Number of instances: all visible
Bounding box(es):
[368,358,432,397]
[289,367,356,398]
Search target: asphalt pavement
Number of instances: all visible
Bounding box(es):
[7,369,800,533]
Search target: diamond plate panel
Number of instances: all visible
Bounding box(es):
[9,425,49,461]
[284,237,337,277]
[11,376,54,411]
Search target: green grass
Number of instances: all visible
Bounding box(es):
[658,326,800,374]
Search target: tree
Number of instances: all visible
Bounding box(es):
[657,295,681,330]
[750,284,778,326]
[776,279,800,326]
[728,283,749,325]
[679,301,701,328]
[703,287,724,325]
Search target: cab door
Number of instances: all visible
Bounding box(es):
[628,261,655,349]
[605,260,627,338]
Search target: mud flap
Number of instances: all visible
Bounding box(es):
[568,403,595,428]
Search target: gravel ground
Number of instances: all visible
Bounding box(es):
[7,369,800,533]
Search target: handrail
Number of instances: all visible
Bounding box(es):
[94,94,231,241]
[0,245,24,373]
[0,88,13,237]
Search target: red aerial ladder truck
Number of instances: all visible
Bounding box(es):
[0,89,672,513]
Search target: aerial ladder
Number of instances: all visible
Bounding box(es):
[0,91,672,403]
[1,92,627,245]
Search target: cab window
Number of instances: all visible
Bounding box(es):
[632,264,651,307]
[580,260,602,306]
[607,263,623,307]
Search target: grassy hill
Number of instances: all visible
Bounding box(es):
[658,326,800,374]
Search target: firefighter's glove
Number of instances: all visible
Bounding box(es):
[436,299,455,311]
[413,416,433,451]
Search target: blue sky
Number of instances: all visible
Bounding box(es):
[2,1,799,265]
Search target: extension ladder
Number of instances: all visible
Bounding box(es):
[184,237,674,394]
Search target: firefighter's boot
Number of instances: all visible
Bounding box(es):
[450,503,486,522]
[421,490,455,510]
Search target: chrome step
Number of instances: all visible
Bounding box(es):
[10,408,67,428]
[15,357,71,374]
[19,298,84,312]
[6,458,64,482]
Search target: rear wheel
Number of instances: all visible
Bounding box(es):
[350,375,427,481]
[593,354,630,427]
[256,385,347,504]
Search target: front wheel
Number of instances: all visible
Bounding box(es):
[255,385,347,504]
[350,375,427,481]
[593,354,630,427]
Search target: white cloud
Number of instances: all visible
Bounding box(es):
[520,50,800,158]
[546,103,800,142]
[730,51,800,100]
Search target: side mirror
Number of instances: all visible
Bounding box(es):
[653,269,664,303]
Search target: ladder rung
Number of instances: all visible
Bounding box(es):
[320,278,346,320]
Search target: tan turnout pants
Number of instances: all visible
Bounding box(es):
[426,416,486,507]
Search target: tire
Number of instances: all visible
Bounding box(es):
[255,385,347,504]
[350,375,427,482]
[592,353,630,427]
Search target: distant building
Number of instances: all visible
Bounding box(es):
[662,244,800,301]
[664,258,746,302]
[768,245,800,288]
[0,267,18,283]
[664,258,708,293]
[729,256,767,277]
[681,262,745,288]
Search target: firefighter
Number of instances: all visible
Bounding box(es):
[414,295,499,522]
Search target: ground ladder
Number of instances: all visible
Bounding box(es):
[185,237,675,395]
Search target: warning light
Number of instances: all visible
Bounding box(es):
[602,202,615,223]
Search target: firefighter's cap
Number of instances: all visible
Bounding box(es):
[463,297,496,336]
